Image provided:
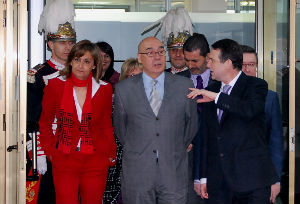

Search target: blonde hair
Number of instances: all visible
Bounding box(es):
[119,58,143,81]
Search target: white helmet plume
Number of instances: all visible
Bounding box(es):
[38,0,75,37]
[141,7,193,45]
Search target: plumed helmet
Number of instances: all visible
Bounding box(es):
[141,7,193,48]
[38,0,76,42]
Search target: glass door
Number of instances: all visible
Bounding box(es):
[261,0,299,203]
[262,0,299,203]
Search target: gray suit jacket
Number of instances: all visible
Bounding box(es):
[114,72,198,194]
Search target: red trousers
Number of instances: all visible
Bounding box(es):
[51,151,109,204]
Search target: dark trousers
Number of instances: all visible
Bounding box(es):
[207,178,271,204]
[37,160,55,204]
[187,149,205,204]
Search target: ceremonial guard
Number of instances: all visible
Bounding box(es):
[141,7,192,75]
[26,0,76,203]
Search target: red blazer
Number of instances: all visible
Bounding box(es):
[39,76,116,163]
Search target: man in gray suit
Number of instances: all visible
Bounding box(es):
[114,37,198,204]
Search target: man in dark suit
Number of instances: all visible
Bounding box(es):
[182,33,211,204]
[114,37,198,204]
[241,45,284,203]
[188,39,278,204]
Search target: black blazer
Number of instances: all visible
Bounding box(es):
[201,72,278,193]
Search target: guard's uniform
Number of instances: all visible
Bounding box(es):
[26,58,64,204]
[27,59,64,127]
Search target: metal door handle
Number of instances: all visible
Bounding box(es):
[7,145,18,152]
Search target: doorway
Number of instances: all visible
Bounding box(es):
[0,0,27,203]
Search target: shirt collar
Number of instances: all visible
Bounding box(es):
[142,71,165,86]
[49,58,65,70]
[221,70,242,89]
[191,68,210,79]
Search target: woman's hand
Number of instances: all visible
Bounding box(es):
[108,158,116,166]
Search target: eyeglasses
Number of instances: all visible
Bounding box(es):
[139,50,166,57]
[242,62,257,68]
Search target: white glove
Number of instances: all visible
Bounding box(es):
[26,140,32,152]
[37,155,47,175]
[27,132,48,175]
[36,132,47,175]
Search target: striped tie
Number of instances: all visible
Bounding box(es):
[218,84,231,122]
[150,80,162,116]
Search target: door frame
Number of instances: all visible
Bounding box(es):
[0,0,27,203]
[288,0,296,203]
[18,0,28,202]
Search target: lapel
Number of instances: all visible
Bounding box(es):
[134,74,155,115]
[157,72,172,117]
[228,72,247,97]
[207,73,216,87]
[208,81,222,126]
[135,73,171,117]
[220,72,247,123]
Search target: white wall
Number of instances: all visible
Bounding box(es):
[46,11,255,72]
[29,1,44,68]
[190,0,227,13]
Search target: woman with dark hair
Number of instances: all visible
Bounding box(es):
[95,42,122,203]
[39,40,116,204]
[96,41,120,89]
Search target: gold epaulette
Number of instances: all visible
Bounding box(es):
[27,64,45,83]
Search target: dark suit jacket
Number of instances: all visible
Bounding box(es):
[201,72,278,193]
[175,68,214,181]
[177,69,191,78]
[165,68,191,78]
[265,90,284,179]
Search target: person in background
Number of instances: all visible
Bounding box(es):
[140,7,193,77]
[183,33,212,204]
[188,39,278,204]
[114,36,198,204]
[96,41,122,204]
[106,58,143,204]
[165,30,190,75]
[119,58,143,81]
[39,40,116,204]
[26,0,76,203]
[241,44,284,203]
[96,41,120,89]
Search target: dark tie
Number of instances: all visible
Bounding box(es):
[196,75,203,113]
[218,84,231,122]
[149,79,162,116]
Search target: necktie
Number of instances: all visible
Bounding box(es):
[196,75,203,113]
[218,84,231,122]
[150,80,162,116]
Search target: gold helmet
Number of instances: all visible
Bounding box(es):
[47,22,76,42]
[167,31,191,49]
[38,0,76,42]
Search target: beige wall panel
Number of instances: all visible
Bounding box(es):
[263,0,277,91]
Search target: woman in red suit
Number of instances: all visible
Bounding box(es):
[39,40,116,204]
